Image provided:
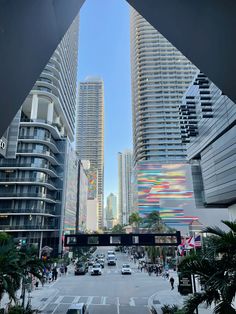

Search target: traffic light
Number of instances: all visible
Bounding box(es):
[19,238,27,246]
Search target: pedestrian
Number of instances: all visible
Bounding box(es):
[65,265,68,275]
[170,276,174,290]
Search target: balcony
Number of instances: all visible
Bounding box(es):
[0,225,59,231]
[18,135,59,153]
[0,208,59,216]
[17,149,61,165]
[0,177,57,190]
[0,192,58,202]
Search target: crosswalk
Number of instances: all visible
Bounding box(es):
[42,294,150,314]
[53,295,149,306]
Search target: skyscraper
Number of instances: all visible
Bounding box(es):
[118,150,133,225]
[0,16,79,255]
[106,193,117,220]
[130,9,197,165]
[76,77,104,229]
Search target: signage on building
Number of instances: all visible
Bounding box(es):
[0,137,7,157]
[178,273,193,295]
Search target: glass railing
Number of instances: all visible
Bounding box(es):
[0,208,58,215]
[0,192,58,200]
[18,135,58,147]
[0,225,58,230]
[0,162,60,175]
[0,177,56,186]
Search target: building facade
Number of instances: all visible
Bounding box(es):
[77,161,88,232]
[76,77,104,229]
[130,9,197,165]
[180,71,236,221]
[106,193,117,221]
[0,16,79,256]
[118,150,133,225]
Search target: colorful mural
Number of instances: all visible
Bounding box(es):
[136,162,198,227]
[86,168,98,200]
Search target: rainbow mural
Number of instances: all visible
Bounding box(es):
[136,162,198,227]
[86,169,98,200]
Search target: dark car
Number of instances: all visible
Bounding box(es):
[74,263,88,275]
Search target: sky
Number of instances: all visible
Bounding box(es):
[78,0,132,200]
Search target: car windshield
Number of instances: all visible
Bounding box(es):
[66,309,82,314]
[123,264,130,268]
[93,264,100,268]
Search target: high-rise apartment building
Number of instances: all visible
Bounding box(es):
[130,9,197,165]
[76,78,104,228]
[118,150,133,225]
[0,16,79,256]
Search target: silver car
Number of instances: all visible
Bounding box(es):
[66,303,89,314]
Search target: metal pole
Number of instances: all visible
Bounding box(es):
[192,274,199,314]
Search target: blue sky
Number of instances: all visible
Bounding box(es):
[78,0,132,200]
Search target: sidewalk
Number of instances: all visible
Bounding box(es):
[0,264,75,312]
[148,271,213,314]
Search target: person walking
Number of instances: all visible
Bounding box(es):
[170,277,175,290]
[65,265,68,275]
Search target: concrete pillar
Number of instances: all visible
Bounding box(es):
[47,102,54,124]
[228,204,236,221]
[30,94,38,120]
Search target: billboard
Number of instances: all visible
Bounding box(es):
[136,162,198,227]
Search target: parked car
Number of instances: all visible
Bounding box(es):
[66,303,89,314]
[121,264,132,275]
[90,263,102,275]
[74,263,88,275]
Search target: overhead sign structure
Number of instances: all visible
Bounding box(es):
[64,232,181,247]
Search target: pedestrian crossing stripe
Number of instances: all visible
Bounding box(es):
[53,295,149,307]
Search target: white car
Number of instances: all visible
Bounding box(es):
[121,264,132,275]
[90,263,102,276]
[66,303,89,314]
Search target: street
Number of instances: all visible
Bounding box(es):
[40,247,175,314]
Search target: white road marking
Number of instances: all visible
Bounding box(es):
[87,296,93,305]
[116,297,120,314]
[54,296,64,304]
[129,297,135,306]
[101,296,106,305]
[73,296,81,303]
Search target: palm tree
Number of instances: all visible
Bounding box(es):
[111,224,125,234]
[129,212,142,232]
[179,220,236,314]
[0,234,21,304]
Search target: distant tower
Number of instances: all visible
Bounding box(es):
[106,193,118,228]
[76,77,104,229]
[130,9,197,165]
[118,150,133,225]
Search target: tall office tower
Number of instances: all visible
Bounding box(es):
[106,193,117,220]
[118,150,133,225]
[76,78,104,229]
[130,9,197,165]
[0,16,79,256]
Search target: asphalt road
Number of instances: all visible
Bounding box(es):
[41,247,162,314]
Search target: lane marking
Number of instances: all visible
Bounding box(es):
[73,296,81,303]
[87,296,93,305]
[129,297,135,307]
[55,296,64,304]
[116,297,120,314]
[101,296,106,305]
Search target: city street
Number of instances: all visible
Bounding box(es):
[39,248,178,314]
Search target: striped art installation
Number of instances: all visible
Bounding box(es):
[136,162,198,227]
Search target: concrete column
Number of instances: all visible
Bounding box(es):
[30,94,38,120]
[47,102,54,124]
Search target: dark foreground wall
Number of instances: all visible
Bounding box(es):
[127,0,236,106]
[0,0,85,136]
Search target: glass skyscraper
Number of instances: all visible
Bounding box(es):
[76,78,104,229]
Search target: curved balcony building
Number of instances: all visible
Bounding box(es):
[130,9,197,165]
[0,16,79,256]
